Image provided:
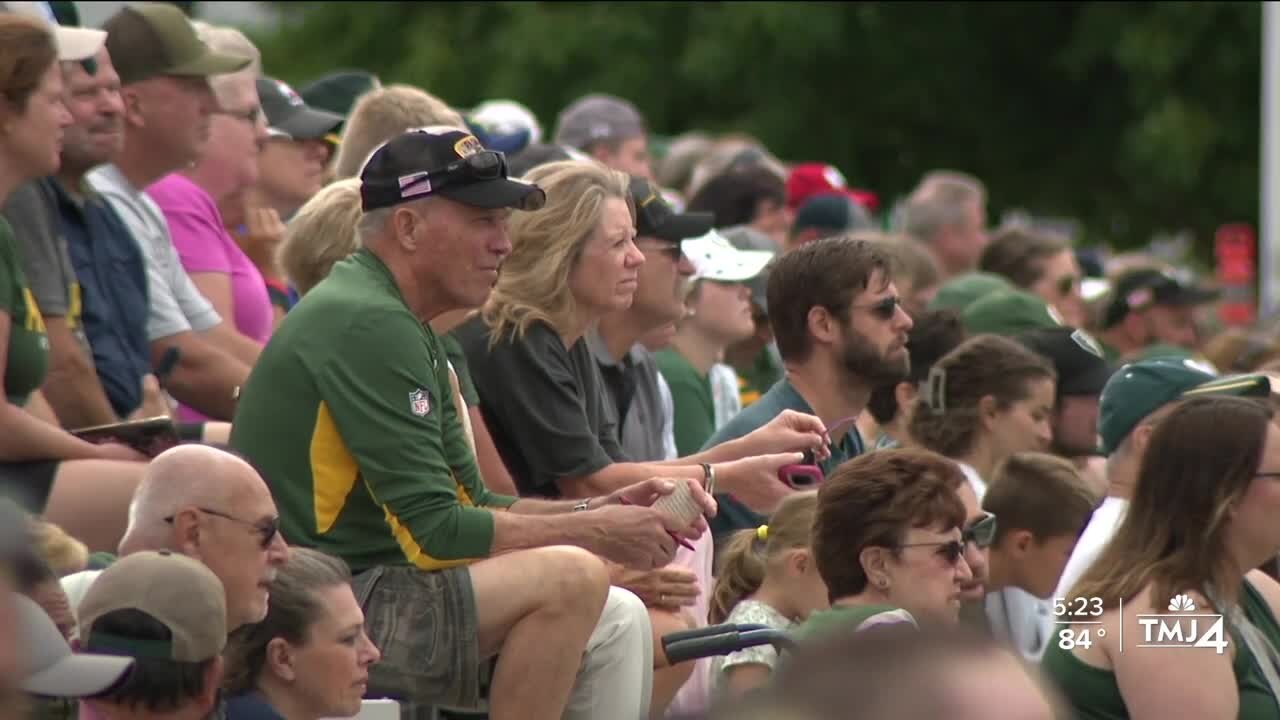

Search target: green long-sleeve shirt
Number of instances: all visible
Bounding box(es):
[230,249,515,573]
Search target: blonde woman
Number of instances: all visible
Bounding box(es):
[279,178,363,297]
[455,159,824,717]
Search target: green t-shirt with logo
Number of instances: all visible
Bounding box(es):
[0,218,49,406]
[229,249,516,574]
[656,348,715,458]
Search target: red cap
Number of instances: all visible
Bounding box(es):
[785,163,879,212]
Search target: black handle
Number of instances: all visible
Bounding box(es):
[662,622,773,645]
[661,625,794,665]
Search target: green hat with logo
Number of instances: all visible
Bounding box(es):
[961,289,1064,337]
[928,272,1013,312]
[1096,359,1269,455]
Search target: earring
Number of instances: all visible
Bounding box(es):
[877,576,889,590]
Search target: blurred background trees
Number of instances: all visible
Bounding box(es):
[248,1,1262,263]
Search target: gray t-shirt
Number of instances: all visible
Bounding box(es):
[0,181,90,355]
[584,329,668,463]
[86,165,220,340]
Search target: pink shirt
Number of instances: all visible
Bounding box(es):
[147,173,272,421]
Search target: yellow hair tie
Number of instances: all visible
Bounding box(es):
[756,525,769,542]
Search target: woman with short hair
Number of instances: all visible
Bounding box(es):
[796,448,977,636]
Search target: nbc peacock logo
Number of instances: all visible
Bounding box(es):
[1135,594,1228,654]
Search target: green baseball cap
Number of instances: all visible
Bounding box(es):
[928,272,1013,312]
[1096,360,1270,455]
[103,2,251,87]
[961,289,1064,337]
[1128,342,1214,367]
[300,70,381,120]
[1180,372,1277,400]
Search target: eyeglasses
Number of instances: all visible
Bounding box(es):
[1056,274,1081,297]
[639,240,685,263]
[962,512,998,549]
[216,105,264,126]
[399,150,508,199]
[850,296,902,321]
[164,507,280,549]
[898,539,966,565]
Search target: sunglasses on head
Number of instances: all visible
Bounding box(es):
[399,150,509,199]
[851,296,903,321]
[899,539,966,565]
[164,507,280,549]
[962,511,998,549]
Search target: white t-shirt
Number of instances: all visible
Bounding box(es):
[656,372,678,461]
[956,460,987,502]
[87,165,220,340]
[1054,496,1130,599]
[708,362,743,430]
[987,587,1052,662]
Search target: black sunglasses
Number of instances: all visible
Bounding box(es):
[851,296,902,321]
[962,512,998,549]
[164,507,280,549]
[639,239,684,262]
[899,539,966,565]
[1056,274,1080,297]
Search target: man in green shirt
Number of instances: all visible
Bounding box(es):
[702,237,913,541]
[231,127,715,720]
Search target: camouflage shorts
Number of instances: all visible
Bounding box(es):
[351,564,484,709]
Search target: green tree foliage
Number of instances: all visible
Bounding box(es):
[253,1,1262,259]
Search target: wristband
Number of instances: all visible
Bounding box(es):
[701,463,716,495]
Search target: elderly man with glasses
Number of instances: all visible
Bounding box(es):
[59,444,290,634]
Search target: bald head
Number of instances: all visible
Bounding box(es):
[120,445,270,555]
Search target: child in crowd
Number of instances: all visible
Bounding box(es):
[980,452,1100,655]
[708,492,827,700]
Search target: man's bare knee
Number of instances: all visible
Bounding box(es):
[527,545,609,611]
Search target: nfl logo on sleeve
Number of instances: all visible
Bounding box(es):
[409,388,431,417]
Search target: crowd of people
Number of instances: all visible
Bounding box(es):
[5,2,1280,720]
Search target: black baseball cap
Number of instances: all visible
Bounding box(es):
[1102,267,1221,329]
[1015,326,1115,396]
[630,176,713,243]
[359,127,547,213]
[257,76,343,141]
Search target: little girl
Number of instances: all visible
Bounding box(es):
[709,491,828,700]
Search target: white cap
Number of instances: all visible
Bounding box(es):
[4,2,106,62]
[684,229,774,282]
[16,593,134,698]
[471,99,543,145]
